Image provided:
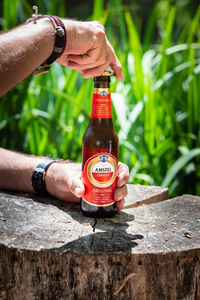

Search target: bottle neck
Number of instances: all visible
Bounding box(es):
[90,77,112,119]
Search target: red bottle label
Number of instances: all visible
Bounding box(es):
[82,152,118,207]
[90,88,112,118]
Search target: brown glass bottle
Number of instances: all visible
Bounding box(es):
[81,74,119,218]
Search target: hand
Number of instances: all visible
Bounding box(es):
[46,161,129,211]
[56,20,123,81]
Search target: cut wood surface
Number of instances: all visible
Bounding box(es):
[124,184,169,208]
[0,185,199,300]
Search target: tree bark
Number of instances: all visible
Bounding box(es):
[0,186,199,300]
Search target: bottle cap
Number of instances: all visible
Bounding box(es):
[101,66,116,76]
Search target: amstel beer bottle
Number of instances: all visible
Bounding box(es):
[81,68,118,218]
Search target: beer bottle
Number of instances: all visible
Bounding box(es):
[81,68,119,218]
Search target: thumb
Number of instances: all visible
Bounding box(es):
[69,177,85,198]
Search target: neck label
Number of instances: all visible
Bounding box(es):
[90,88,112,118]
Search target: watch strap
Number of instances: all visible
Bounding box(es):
[31,159,57,195]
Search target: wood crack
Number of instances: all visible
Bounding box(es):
[92,218,97,233]
[90,218,97,250]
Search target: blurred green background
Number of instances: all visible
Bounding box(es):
[0,0,200,197]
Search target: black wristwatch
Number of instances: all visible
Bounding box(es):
[31,159,57,195]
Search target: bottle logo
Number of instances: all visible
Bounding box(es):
[100,154,108,162]
[100,91,107,97]
[82,152,118,206]
[87,154,117,188]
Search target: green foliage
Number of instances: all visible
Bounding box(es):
[0,0,200,197]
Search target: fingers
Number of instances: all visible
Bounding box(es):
[69,177,85,198]
[114,184,128,212]
[47,160,128,212]
[48,163,85,202]
[69,54,123,80]
[64,26,123,79]
[76,52,122,80]
[82,62,110,79]
[67,55,108,73]
[114,163,129,211]
[67,45,109,77]
[116,199,125,212]
[106,40,123,80]
[111,60,124,81]
[114,184,128,202]
[67,49,98,66]
[117,162,129,187]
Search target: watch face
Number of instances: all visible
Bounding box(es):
[35,167,45,173]
[32,170,43,180]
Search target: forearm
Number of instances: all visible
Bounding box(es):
[0,17,123,96]
[0,18,54,96]
[0,148,128,209]
[0,148,44,192]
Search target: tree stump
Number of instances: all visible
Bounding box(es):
[0,184,200,300]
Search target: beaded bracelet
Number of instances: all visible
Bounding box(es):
[26,6,66,75]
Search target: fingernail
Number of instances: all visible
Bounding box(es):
[118,175,125,187]
[74,187,82,196]
[117,199,125,211]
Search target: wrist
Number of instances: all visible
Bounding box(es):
[27,17,55,59]
[37,18,55,58]
[45,162,57,196]
[59,19,76,54]
[26,14,66,75]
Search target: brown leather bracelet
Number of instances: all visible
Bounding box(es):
[26,6,66,75]
[41,16,66,67]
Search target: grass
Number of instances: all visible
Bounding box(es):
[0,0,200,197]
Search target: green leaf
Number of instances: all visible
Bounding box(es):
[93,0,104,20]
[162,148,200,187]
